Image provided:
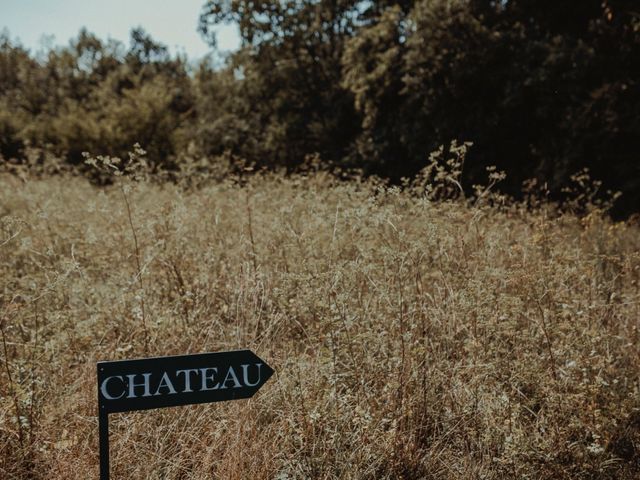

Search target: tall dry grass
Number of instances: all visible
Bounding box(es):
[1,162,639,479]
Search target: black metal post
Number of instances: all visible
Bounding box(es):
[99,410,109,480]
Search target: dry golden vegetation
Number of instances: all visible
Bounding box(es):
[1,164,639,479]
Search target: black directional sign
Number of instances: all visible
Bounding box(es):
[97,349,274,413]
[97,349,274,479]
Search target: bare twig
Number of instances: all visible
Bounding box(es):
[245,190,258,273]
[120,185,149,353]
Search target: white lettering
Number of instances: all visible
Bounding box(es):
[199,367,219,391]
[100,376,125,400]
[241,363,262,387]
[220,366,242,389]
[176,369,199,392]
[153,371,177,396]
[126,373,152,398]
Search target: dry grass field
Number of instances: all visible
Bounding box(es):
[1,165,639,479]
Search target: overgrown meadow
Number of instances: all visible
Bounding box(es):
[1,155,639,479]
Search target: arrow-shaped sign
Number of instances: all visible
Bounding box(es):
[97,349,274,413]
[97,349,274,479]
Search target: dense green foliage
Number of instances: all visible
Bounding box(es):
[0,29,193,168]
[1,1,638,215]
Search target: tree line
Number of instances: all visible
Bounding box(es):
[1,0,638,216]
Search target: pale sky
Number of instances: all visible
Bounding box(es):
[0,0,240,59]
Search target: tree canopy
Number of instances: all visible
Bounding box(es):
[1,1,638,215]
